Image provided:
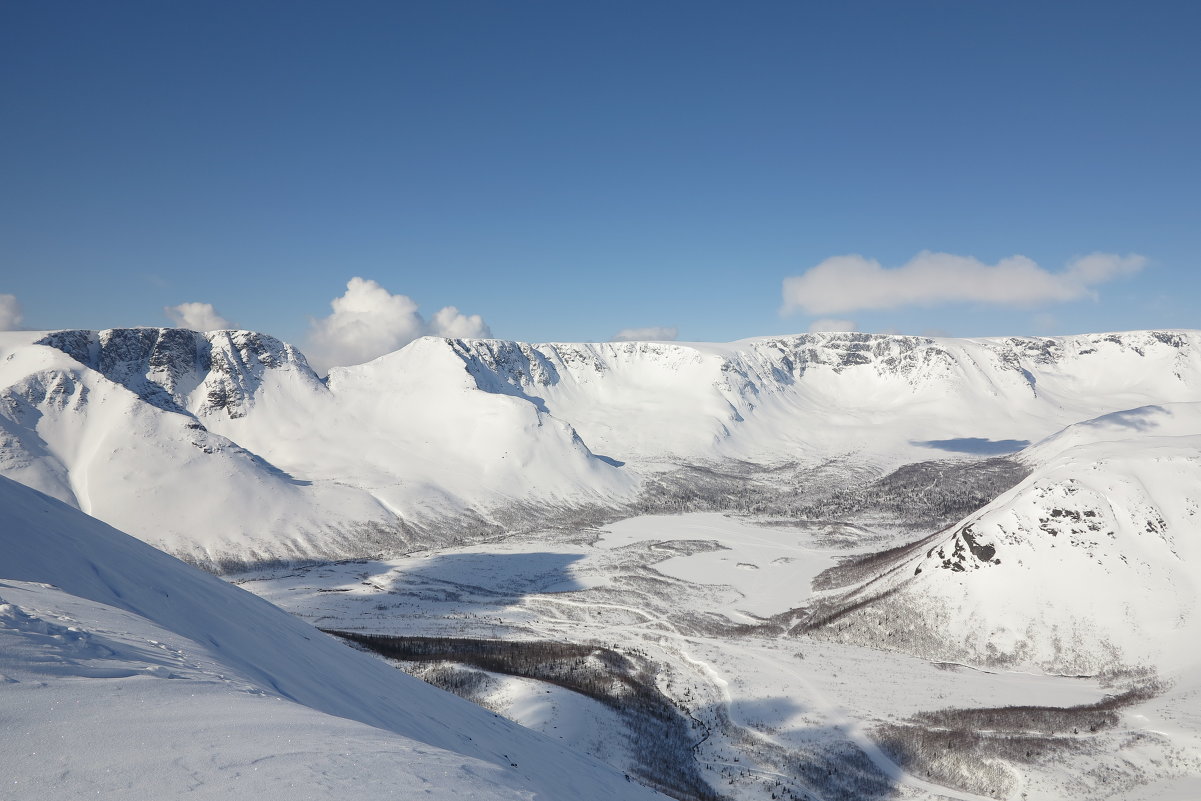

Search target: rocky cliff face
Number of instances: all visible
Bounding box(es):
[448,334,963,396]
[35,328,322,418]
[445,330,1198,401]
[430,330,1201,463]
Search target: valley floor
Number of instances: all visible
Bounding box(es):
[234,513,1201,801]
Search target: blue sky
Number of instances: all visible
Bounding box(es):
[2,1,1198,360]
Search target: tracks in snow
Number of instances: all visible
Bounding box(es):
[526,591,998,801]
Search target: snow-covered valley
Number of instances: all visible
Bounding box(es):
[3,327,1201,799]
[3,327,1200,567]
[237,509,1201,801]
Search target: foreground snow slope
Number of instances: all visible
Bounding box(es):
[1,327,1198,563]
[0,475,666,800]
[808,402,1201,675]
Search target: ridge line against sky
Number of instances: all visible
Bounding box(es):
[0,248,1154,372]
[2,2,1197,353]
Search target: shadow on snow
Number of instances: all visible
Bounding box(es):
[913,436,1030,455]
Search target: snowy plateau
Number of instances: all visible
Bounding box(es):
[2,327,1201,800]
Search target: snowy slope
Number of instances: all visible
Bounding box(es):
[805,401,1201,675]
[438,330,1201,465]
[0,328,631,566]
[0,329,398,564]
[210,335,636,525]
[2,327,1199,565]
[0,474,668,800]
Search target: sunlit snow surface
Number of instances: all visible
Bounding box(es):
[240,508,1201,801]
[4,327,1201,566]
[6,327,1201,798]
[0,476,666,800]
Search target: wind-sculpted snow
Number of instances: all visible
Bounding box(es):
[1,327,1199,565]
[802,402,1201,675]
[0,475,669,800]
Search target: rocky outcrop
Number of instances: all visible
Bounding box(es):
[36,328,322,418]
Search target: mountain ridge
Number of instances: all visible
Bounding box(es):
[2,327,1198,565]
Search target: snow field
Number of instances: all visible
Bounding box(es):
[243,511,1191,800]
[0,476,668,800]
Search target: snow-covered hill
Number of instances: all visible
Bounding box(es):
[439,330,1201,465]
[804,401,1201,675]
[2,327,1198,565]
[0,474,667,800]
[0,328,632,567]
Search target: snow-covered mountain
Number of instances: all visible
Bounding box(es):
[5,327,1201,799]
[803,401,1201,676]
[0,328,632,567]
[440,330,1201,465]
[0,473,667,800]
[2,327,1199,566]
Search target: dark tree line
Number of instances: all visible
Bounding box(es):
[873,681,1166,798]
[635,458,1028,530]
[325,631,725,801]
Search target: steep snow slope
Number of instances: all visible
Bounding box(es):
[438,330,1201,465]
[208,336,635,524]
[805,402,1201,675]
[0,328,629,566]
[0,329,398,563]
[0,475,667,800]
[2,327,1198,564]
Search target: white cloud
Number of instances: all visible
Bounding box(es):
[305,277,491,374]
[0,294,23,330]
[807,318,857,333]
[429,305,490,340]
[781,251,1147,315]
[164,302,233,331]
[611,326,679,342]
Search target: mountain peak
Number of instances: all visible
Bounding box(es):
[35,327,320,418]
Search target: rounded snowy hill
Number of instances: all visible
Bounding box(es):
[1,326,1198,565]
[804,401,1201,676]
